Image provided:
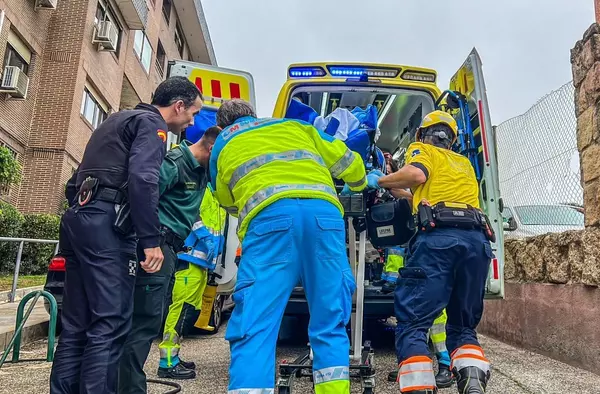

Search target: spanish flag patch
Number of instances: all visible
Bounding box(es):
[157,129,167,142]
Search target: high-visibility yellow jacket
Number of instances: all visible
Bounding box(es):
[209,116,367,239]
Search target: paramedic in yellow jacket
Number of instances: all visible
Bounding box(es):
[157,185,226,379]
[210,99,379,394]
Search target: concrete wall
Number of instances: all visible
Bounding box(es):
[479,23,600,373]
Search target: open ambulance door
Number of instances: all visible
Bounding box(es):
[447,48,505,299]
[167,60,257,295]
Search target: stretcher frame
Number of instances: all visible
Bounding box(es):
[276,217,376,394]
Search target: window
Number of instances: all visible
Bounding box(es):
[174,22,185,57]
[3,30,31,75]
[162,0,172,24]
[95,0,123,55]
[80,85,108,129]
[156,40,166,77]
[133,30,152,73]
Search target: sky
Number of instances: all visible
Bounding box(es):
[202,0,594,125]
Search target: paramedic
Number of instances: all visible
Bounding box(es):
[157,182,226,379]
[118,126,220,393]
[50,77,203,394]
[210,99,379,394]
[373,110,493,393]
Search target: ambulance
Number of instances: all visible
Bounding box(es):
[165,48,505,335]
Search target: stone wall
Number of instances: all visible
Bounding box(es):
[478,23,600,373]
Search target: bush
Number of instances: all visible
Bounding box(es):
[0,201,25,274]
[0,146,22,189]
[19,213,60,275]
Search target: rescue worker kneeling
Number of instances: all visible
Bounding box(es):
[373,110,494,393]
[210,99,380,394]
[158,185,226,377]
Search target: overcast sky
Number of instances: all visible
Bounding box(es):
[202,0,594,125]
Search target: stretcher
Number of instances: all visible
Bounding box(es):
[276,217,376,394]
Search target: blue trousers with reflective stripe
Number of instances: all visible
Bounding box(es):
[394,228,492,363]
[226,199,355,392]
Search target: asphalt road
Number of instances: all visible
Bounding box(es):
[1,319,600,394]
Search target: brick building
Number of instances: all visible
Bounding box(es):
[0,0,215,213]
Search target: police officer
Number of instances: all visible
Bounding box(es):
[50,76,203,394]
[118,126,220,393]
[372,110,494,393]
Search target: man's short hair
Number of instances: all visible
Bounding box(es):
[216,99,256,128]
[151,76,203,108]
[200,126,221,147]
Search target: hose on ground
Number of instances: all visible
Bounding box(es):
[147,378,182,394]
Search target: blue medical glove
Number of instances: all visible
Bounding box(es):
[340,184,352,195]
[367,170,384,189]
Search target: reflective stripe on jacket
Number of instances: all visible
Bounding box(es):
[209,116,367,239]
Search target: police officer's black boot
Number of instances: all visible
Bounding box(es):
[157,362,197,380]
[435,364,454,388]
[453,366,490,393]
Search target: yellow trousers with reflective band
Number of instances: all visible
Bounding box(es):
[159,263,208,367]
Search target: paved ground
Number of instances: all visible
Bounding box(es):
[1,319,600,393]
[0,296,49,351]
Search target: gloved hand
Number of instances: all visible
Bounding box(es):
[367,170,384,189]
[340,184,353,195]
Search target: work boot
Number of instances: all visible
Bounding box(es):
[387,369,398,382]
[435,364,454,388]
[453,366,490,393]
[157,363,197,380]
[381,280,396,294]
[179,358,196,370]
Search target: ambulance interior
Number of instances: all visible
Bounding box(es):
[290,87,435,167]
[288,86,436,291]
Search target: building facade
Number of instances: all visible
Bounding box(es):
[0,0,215,213]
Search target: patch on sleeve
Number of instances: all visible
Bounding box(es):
[411,149,421,157]
[157,129,167,143]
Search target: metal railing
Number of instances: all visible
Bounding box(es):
[0,237,59,303]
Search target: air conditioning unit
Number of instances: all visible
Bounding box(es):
[35,0,58,10]
[0,66,29,99]
[93,20,119,52]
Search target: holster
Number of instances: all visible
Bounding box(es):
[416,202,496,243]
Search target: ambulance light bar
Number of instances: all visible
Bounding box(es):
[289,66,327,78]
[328,66,399,78]
[401,71,436,83]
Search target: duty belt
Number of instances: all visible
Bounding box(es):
[94,187,126,204]
[416,201,496,243]
[161,226,185,252]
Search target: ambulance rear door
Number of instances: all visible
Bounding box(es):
[448,48,505,299]
[167,60,257,294]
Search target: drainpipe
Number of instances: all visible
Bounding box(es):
[0,10,5,33]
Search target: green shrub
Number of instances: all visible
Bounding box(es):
[0,146,21,189]
[19,213,60,275]
[0,201,25,274]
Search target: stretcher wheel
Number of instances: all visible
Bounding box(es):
[362,388,373,394]
[277,387,291,394]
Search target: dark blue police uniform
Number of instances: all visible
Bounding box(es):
[50,103,167,394]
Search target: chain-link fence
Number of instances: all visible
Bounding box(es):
[496,81,583,239]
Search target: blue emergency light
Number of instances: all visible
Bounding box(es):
[327,66,400,78]
[288,67,326,78]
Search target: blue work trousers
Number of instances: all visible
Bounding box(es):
[394,228,493,362]
[227,199,356,393]
[50,200,137,394]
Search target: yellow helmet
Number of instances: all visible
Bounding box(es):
[415,110,458,146]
